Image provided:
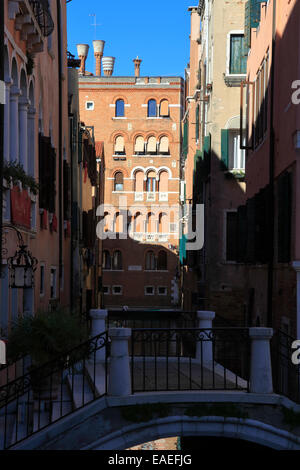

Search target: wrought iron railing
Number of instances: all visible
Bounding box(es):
[271,330,300,403]
[131,328,250,393]
[0,355,32,391]
[29,0,54,37]
[0,331,108,449]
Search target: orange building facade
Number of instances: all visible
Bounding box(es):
[78,47,184,310]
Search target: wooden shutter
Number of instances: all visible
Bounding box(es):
[159,136,169,153]
[160,100,169,117]
[135,136,144,152]
[237,205,247,263]
[226,212,238,261]
[115,136,124,153]
[278,172,292,263]
[221,129,229,170]
[147,136,157,153]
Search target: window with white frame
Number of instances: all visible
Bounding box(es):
[112,285,123,295]
[228,130,245,170]
[145,286,155,295]
[157,286,167,296]
[103,286,110,295]
[85,101,94,111]
[228,33,247,75]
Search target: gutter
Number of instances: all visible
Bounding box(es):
[0,0,4,268]
[267,0,277,327]
[57,0,63,298]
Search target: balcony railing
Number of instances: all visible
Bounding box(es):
[28,0,54,37]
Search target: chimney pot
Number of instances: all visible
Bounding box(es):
[102,56,115,76]
[76,44,89,75]
[133,56,142,78]
[93,40,105,76]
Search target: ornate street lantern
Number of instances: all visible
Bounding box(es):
[3,225,38,289]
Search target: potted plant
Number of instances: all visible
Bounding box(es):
[7,308,89,399]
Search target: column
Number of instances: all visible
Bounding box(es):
[249,327,273,394]
[9,86,20,163]
[196,310,215,363]
[19,98,29,172]
[108,328,131,396]
[27,106,36,176]
[4,80,12,163]
[292,262,300,340]
[90,309,107,363]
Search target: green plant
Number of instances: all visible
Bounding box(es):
[121,403,170,423]
[185,403,248,419]
[7,307,89,368]
[3,161,39,195]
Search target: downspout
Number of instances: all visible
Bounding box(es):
[0,0,4,269]
[57,0,63,299]
[267,0,277,327]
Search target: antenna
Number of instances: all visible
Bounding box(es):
[89,13,101,39]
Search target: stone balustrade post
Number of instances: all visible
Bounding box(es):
[108,328,131,397]
[90,309,107,363]
[196,311,215,363]
[249,327,273,394]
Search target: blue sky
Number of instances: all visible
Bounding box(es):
[66,0,194,77]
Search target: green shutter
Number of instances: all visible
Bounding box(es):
[221,129,229,170]
[196,105,200,142]
[244,0,266,54]
[183,119,189,160]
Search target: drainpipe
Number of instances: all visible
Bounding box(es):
[0,0,4,268]
[267,0,277,327]
[56,0,63,300]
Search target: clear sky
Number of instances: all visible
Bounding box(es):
[66,0,195,78]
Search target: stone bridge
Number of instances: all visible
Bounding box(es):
[2,310,300,450]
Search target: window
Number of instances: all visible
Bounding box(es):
[228,130,245,170]
[115,99,125,117]
[86,101,94,111]
[134,136,145,154]
[147,99,157,117]
[103,250,111,270]
[50,267,57,299]
[158,171,169,192]
[146,172,156,192]
[159,136,169,154]
[147,136,157,154]
[40,264,45,296]
[157,250,167,270]
[114,171,124,191]
[114,135,125,155]
[135,171,144,192]
[145,251,156,270]
[158,286,167,296]
[103,286,110,295]
[112,250,123,270]
[226,212,238,262]
[159,99,169,117]
[145,286,155,295]
[112,285,123,295]
[229,34,247,75]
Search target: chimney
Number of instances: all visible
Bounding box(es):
[133,56,142,77]
[76,44,89,75]
[93,40,105,76]
[102,56,115,76]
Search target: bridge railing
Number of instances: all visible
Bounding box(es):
[0,331,108,449]
[130,328,250,393]
[271,330,300,403]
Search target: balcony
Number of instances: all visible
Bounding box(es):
[146,192,156,202]
[8,0,54,53]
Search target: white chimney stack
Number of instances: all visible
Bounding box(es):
[102,56,115,76]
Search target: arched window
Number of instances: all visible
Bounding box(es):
[147,136,157,154]
[146,212,156,233]
[114,135,125,154]
[103,250,111,270]
[159,136,169,154]
[157,250,167,270]
[159,99,169,117]
[134,136,145,154]
[133,212,142,232]
[158,171,169,192]
[158,213,168,233]
[114,171,123,191]
[145,251,156,270]
[113,250,123,270]
[147,99,157,117]
[135,170,144,192]
[115,99,125,117]
[146,171,156,192]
